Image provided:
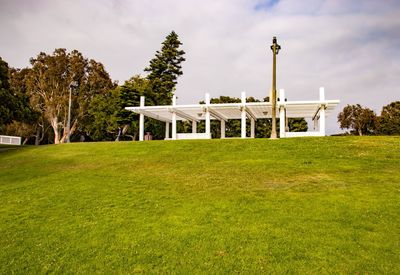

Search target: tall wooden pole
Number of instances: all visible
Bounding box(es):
[270,36,281,139]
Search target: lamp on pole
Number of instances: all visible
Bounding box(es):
[270,36,281,139]
[67,81,77,143]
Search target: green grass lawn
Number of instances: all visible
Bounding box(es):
[0,137,399,273]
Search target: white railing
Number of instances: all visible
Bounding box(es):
[0,135,22,145]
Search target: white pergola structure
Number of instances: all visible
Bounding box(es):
[126,87,340,141]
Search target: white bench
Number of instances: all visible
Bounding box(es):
[176,133,211,140]
[284,131,323,138]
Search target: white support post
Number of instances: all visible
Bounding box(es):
[279,107,285,138]
[221,120,225,139]
[172,95,177,140]
[205,93,211,139]
[279,89,286,138]
[250,118,255,138]
[165,122,170,139]
[319,87,326,136]
[192,120,197,134]
[241,91,246,138]
[139,96,145,141]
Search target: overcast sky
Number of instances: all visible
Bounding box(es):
[1,0,399,134]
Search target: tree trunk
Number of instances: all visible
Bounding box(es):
[39,124,46,143]
[122,124,129,135]
[50,117,60,144]
[358,129,363,136]
[35,127,41,146]
[60,119,78,143]
[23,137,29,145]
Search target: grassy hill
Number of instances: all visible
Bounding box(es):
[0,137,399,273]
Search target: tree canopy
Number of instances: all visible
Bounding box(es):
[337,104,377,136]
[145,31,185,105]
[377,101,400,135]
[0,57,18,126]
[25,49,114,144]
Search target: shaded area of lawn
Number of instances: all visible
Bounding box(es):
[0,137,399,273]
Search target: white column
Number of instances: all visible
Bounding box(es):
[319,87,325,101]
[205,93,211,139]
[139,96,145,141]
[319,87,326,136]
[192,120,197,133]
[221,120,225,139]
[279,107,285,138]
[279,89,285,138]
[165,122,170,139]
[241,91,246,138]
[250,118,255,138]
[172,95,177,140]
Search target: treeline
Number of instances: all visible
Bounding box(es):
[0,31,184,144]
[337,103,400,136]
[1,31,308,144]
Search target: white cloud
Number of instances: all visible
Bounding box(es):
[1,0,399,133]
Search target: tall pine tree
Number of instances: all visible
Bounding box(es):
[145,31,185,105]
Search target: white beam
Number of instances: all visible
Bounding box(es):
[165,122,170,139]
[221,120,225,138]
[319,86,325,101]
[205,93,211,139]
[279,106,285,138]
[279,89,285,103]
[319,87,326,136]
[241,91,246,103]
[172,95,177,140]
[172,113,177,140]
[250,118,255,138]
[319,108,325,136]
[279,89,286,138]
[241,91,246,138]
[192,120,197,133]
[139,96,145,141]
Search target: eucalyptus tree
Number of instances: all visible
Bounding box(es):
[26,49,114,144]
[338,104,376,136]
